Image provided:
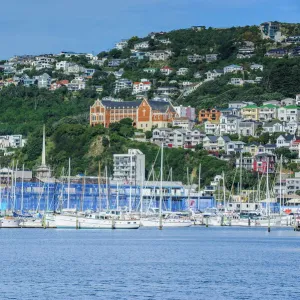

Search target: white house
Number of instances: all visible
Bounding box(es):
[114,78,133,94]
[285,121,299,135]
[56,61,71,71]
[250,64,264,71]
[204,121,219,135]
[134,41,149,50]
[224,64,243,74]
[149,51,171,61]
[277,105,300,122]
[187,54,204,63]
[219,115,241,135]
[176,68,189,76]
[160,66,174,75]
[225,141,245,155]
[115,40,128,50]
[132,80,151,94]
[230,78,244,86]
[205,69,223,81]
[276,134,295,148]
[262,121,284,133]
[259,104,278,121]
[68,76,86,91]
[67,64,85,74]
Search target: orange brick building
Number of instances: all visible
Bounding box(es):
[90,98,178,131]
[198,108,221,123]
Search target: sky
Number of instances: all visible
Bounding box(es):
[1,0,300,59]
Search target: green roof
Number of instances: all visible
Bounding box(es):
[284,105,299,109]
[259,104,279,109]
[243,105,258,109]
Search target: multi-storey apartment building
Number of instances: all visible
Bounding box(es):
[241,105,259,120]
[278,105,300,122]
[198,108,221,123]
[259,104,278,121]
[113,149,145,182]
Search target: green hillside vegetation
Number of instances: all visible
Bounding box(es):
[1,22,300,185]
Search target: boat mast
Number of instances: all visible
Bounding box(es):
[21,164,24,212]
[239,151,243,212]
[140,172,143,215]
[0,165,2,213]
[266,157,270,216]
[159,143,163,230]
[105,166,109,210]
[129,154,132,213]
[11,160,14,211]
[81,170,86,211]
[46,176,50,212]
[223,171,226,212]
[98,162,101,212]
[116,181,119,211]
[67,157,71,209]
[279,154,282,215]
[198,164,201,210]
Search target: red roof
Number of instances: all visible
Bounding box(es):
[57,80,69,85]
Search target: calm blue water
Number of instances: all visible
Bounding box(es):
[0,227,299,300]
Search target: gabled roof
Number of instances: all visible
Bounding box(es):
[284,105,299,109]
[225,64,242,68]
[205,136,218,142]
[263,121,283,127]
[220,136,231,142]
[265,143,276,148]
[148,100,175,113]
[246,142,260,146]
[101,100,141,108]
[242,105,258,109]
[277,134,295,142]
[260,104,279,109]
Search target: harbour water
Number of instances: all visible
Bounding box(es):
[1,227,300,300]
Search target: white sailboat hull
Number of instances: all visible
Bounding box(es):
[19,218,43,228]
[0,218,20,228]
[141,218,192,227]
[54,215,140,229]
[54,215,112,229]
[114,220,140,229]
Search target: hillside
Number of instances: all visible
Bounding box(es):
[1,21,300,185]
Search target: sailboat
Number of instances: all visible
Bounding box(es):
[140,144,192,228]
[54,164,139,229]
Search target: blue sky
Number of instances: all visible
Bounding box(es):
[1,0,300,59]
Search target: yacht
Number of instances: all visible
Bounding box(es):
[141,216,192,227]
[0,216,20,228]
[53,211,140,229]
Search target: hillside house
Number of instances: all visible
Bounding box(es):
[241,105,259,120]
[134,41,149,50]
[160,66,174,75]
[149,51,171,61]
[278,105,300,122]
[199,108,221,123]
[132,80,151,94]
[206,54,218,63]
[224,64,243,74]
[259,104,278,121]
[205,69,223,80]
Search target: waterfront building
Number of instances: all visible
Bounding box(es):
[113,149,145,183]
